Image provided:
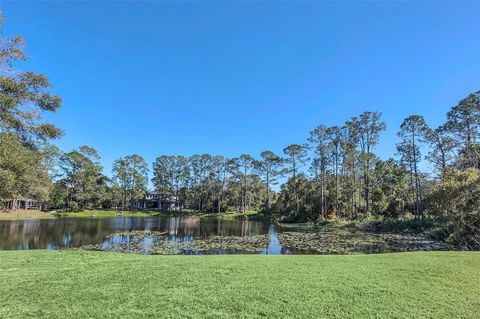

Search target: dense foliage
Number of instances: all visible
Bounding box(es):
[0,14,479,248]
[0,14,61,209]
[429,169,480,249]
[151,154,274,212]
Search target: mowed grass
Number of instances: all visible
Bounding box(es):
[0,209,261,220]
[0,210,55,220]
[0,251,479,318]
[0,210,156,220]
[52,209,157,218]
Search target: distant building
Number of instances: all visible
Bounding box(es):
[4,198,40,210]
[129,192,179,211]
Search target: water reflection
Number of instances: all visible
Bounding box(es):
[1,216,438,255]
[0,216,276,254]
[261,224,282,254]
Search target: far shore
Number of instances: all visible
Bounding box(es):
[0,209,262,221]
[0,210,56,220]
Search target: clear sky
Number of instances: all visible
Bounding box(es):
[2,1,479,177]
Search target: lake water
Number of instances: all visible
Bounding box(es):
[0,216,295,254]
[0,215,447,255]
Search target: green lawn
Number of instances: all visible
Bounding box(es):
[196,210,260,220]
[0,251,478,318]
[55,210,260,220]
[52,209,157,218]
[0,210,157,220]
[0,210,55,220]
[0,209,261,220]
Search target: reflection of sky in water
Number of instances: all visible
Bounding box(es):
[143,237,154,254]
[100,227,287,255]
[262,224,283,255]
[0,216,296,254]
[63,234,72,247]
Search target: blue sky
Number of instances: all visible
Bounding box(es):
[2,1,479,177]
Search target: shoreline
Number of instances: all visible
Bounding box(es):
[0,209,264,221]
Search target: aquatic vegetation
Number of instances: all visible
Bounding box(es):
[79,224,449,255]
[278,230,448,254]
[148,234,270,255]
[177,235,269,253]
[81,232,270,255]
[105,230,167,238]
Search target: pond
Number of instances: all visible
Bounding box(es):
[0,216,448,255]
[0,216,288,254]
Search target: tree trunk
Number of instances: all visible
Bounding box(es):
[266,170,270,210]
[335,147,339,211]
[412,134,422,218]
[352,164,356,218]
[122,186,127,211]
[293,157,299,216]
[321,168,325,219]
[243,166,247,213]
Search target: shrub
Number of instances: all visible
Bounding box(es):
[429,168,480,249]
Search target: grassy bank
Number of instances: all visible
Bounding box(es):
[0,209,262,220]
[0,210,55,220]
[52,209,157,218]
[0,251,478,318]
[56,209,262,220]
[0,210,156,220]
[193,210,260,220]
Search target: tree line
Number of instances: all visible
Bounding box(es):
[1,14,479,248]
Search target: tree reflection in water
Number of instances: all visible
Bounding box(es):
[0,216,271,252]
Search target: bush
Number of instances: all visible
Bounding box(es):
[429,169,480,249]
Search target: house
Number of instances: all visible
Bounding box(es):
[3,198,40,210]
[129,192,179,211]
